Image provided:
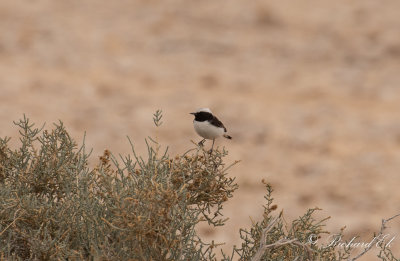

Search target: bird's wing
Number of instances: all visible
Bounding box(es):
[210,116,227,132]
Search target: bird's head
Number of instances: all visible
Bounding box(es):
[190,108,212,116]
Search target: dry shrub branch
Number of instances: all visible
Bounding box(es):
[0,112,398,260]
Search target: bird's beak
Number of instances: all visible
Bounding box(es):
[190,112,195,115]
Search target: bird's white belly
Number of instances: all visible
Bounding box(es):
[193,120,224,140]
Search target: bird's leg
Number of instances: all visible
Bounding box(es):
[198,139,206,147]
[210,139,215,153]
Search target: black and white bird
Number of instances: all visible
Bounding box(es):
[190,108,232,151]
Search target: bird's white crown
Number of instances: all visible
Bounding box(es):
[196,108,212,114]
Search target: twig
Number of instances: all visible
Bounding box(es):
[292,240,314,259]
[251,238,298,261]
[251,215,303,261]
[0,209,23,237]
[350,213,400,261]
[251,216,278,261]
[263,238,298,249]
[251,214,319,261]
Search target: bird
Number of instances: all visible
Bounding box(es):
[190,108,232,152]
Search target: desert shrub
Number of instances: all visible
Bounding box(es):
[230,182,351,261]
[0,113,237,260]
[0,112,398,260]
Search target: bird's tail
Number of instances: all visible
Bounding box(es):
[223,134,232,140]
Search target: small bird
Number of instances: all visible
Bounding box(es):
[190,108,232,152]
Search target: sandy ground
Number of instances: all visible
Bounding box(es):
[1,0,400,259]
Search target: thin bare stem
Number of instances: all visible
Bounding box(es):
[350,213,400,261]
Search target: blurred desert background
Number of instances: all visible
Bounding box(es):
[1,0,400,259]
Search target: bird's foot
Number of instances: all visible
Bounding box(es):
[198,139,206,147]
